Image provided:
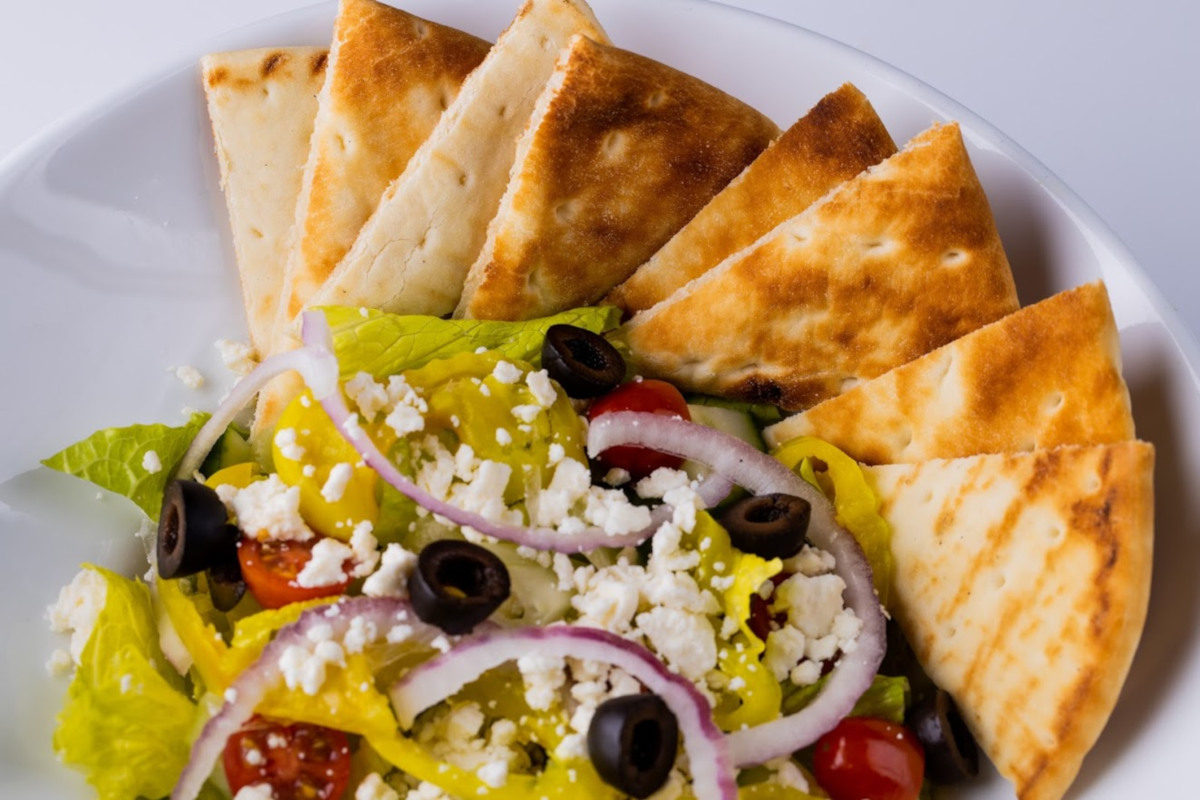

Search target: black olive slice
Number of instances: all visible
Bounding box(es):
[907,688,979,784]
[157,480,239,580]
[206,537,247,612]
[409,540,511,635]
[542,324,625,398]
[717,492,811,559]
[587,694,679,799]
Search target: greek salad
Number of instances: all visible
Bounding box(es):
[45,305,979,800]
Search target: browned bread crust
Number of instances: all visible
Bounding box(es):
[455,34,779,321]
[606,83,896,316]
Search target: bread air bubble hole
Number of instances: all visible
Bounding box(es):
[1046,391,1065,411]
[923,490,935,505]
[897,429,914,450]
[839,377,860,393]
[1087,474,1102,493]
[497,104,508,119]
[942,249,967,266]
[540,36,552,51]
[646,90,667,108]
[439,92,451,111]
[458,172,469,187]
[946,626,958,640]
[335,134,347,153]
[555,200,578,224]
[994,573,1007,590]
[1049,526,1064,543]
[249,227,263,239]
[1019,437,1037,452]
[602,131,627,158]
[413,20,429,38]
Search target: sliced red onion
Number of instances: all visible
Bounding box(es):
[587,412,887,766]
[171,597,438,800]
[174,345,339,481]
[298,311,732,553]
[389,625,738,800]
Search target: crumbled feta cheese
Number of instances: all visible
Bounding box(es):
[215,338,258,376]
[517,653,566,711]
[764,758,812,794]
[635,468,692,500]
[492,361,523,384]
[47,568,107,664]
[234,784,276,800]
[363,543,418,598]
[776,572,847,638]
[296,538,353,588]
[547,443,566,466]
[526,369,558,407]
[789,660,822,686]
[220,474,313,541]
[355,773,399,800]
[343,616,379,655]
[142,450,163,474]
[783,545,837,577]
[763,625,808,682]
[635,606,718,680]
[172,365,205,389]
[386,402,426,437]
[495,428,513,446]
[321,462,355,503]
[243,746,265,767]
[273,428,306,462]
[278,637,345,695]
[45,649,73,676]
[511,404,540,424]
[572,565,643,633]
[603,467,631,487]
[445,703,486,741]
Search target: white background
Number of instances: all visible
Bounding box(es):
[1,0,1197,341]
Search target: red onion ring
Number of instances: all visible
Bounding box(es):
[174,345,339,481]
[170,597,438,800]
[298,311,733,552]
[389,625,738,800]
[587,412,887,766]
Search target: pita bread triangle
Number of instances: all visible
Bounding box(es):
[274,0,490,340]
[764,281,1136,458]
[201,47,329,355]
[606,82,896,317]
[864,440,1154,800]
[453,34,780,321]
[619,122,1020,411]
[305,0,610,320]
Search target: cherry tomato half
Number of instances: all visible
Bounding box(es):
[813,717,925,800]
[587,379,691,479]
[223,715,351,800]
[236,536,349,610]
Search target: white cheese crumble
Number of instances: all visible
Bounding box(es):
[218,474,313,542]
[234,785,276,800]
[363,543,419,598]
[273,428,306,462]
[141,450,163,474]
[355,773,400,800]
[172,365,205,389]
[215,338,258,376]
[321,462,354,503]
[47,568,107,665]
[526,369,558,407]
[278,626,346,695]
[491,360,523,384]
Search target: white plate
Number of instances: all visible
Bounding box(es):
[2,1,1197,797]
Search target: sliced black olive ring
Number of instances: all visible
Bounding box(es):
[409,540,511,635]
[542,324,626,398]
[587,693,679,799]
[717,492,812,559]
[157,479,241,580]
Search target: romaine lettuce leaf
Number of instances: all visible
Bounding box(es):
[42,412,209,519]
[54,565,201,800]
[320,305,621,378]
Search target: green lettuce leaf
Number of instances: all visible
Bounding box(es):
[42,412,209,519]
[53,565,202,800]
[320,305,621,378]
[782,673,911,724]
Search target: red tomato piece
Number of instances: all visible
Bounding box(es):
[237,536,349,610]
[223,716,351,800]
[587,379,691,479]
[813,717,925,800]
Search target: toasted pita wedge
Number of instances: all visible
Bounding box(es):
[865,441,1154,800]
[619,123,1019,410]
[275,0,490,336]
[305,0,609,319]
[606,83,895,316]
[202,47,328,354]
[764,282,1135,457]
[453,34,779,321]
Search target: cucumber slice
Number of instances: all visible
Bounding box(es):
[686,403,765,451]
[199,427,254,475]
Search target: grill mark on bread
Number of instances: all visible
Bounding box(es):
[311,51,329,75]
[261,51,287,77]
